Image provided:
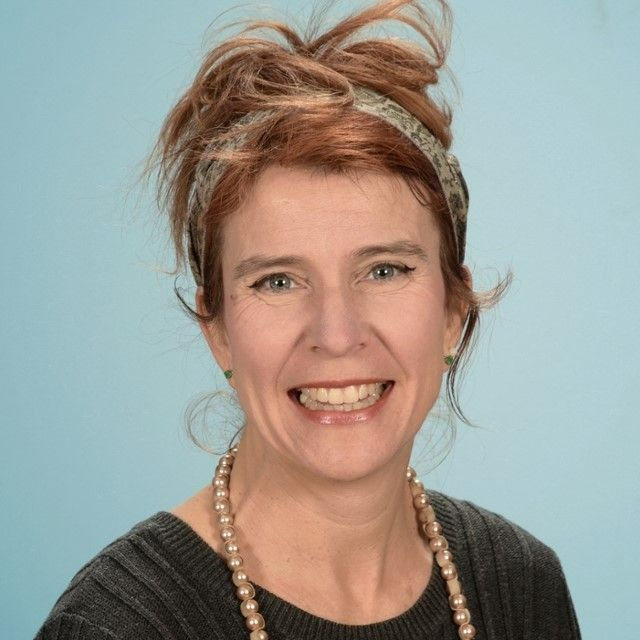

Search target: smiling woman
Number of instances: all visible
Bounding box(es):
[34,1,581,639]
[195,166,465,479]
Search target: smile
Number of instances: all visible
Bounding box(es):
[289,381,394,412]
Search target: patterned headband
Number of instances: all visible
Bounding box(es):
[188,86,469,286]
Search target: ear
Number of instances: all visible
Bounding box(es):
[443,265,472,366]
[196,287,234,385]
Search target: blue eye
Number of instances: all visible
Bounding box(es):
[250,273,293,293]
[370,263,414,280]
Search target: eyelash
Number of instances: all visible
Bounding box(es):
[249,263,416,294]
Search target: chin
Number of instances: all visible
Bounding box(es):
[279,428,415,485]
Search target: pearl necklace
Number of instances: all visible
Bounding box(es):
[212,446,477,639]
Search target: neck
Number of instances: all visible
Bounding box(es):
[225,428,432,623]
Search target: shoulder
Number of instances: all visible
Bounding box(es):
[426,490,582,639]
[34,513,172,639]
[427,489,563,572]
[43,511,174,601]
[34,512,237,640]
[35,612,121,639]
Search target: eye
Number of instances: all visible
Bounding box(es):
[249,273,297,294]
[368,263,415,281]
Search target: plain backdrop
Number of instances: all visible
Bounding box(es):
[2,1,638,638]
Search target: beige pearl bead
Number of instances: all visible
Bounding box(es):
[214,487,229,499]
[220,525,235,541]
[246,612,265,631]
[237,582,256,600]
[409,479,425,497]
[453,608,471,625]
[413,493,429,509]
[216,465,231,476]
[406,466,417,480]
[429,535,448,553]
[218,513,233,526]
[214,498,230,514]
[416,507,430,523]
[224,540,239,555]
[232,570,249,586]
[441,562,458,581]
[458,623,476,639]
[436,549,454,566]
[227,554,244,570]
[249,629,268,640]
[449,593,467,610]
[221,453,235,464]
[418,505,436,523]
[446,578,462,596]
[213,476,228,489]
[423,521,442,538]
[240,599,259,617]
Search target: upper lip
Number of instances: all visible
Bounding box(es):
[290,379,392,390]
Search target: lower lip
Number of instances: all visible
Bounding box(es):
[288,382,394,425]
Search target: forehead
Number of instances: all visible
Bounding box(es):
[221,164,439,259]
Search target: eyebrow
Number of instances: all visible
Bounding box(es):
[232,240,430,281]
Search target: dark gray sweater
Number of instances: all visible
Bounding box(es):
[35,490,581,639]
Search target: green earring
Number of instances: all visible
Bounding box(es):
[443,354,455,366]
[223,369,233,379]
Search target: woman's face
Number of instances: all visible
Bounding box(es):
[199,164,466,481]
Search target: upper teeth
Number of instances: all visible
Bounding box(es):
[298,382,387,405]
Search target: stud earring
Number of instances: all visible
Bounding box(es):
[443,347,458,366]
[223,369,233,379]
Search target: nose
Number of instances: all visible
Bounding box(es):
[305,283,368,356]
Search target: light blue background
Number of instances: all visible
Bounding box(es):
[2,2,638,638]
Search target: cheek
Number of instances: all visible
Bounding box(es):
[384,290,447,372]
[225,302,281,379]
[223,295,305,412]
[384,288,448,429]
[385,270,447,338]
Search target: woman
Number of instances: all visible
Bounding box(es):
[35,1,581,638]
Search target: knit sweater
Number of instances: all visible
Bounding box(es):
[34,490,581,639]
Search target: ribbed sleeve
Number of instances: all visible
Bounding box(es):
[35,612,121,639]
[34,490,581,640]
